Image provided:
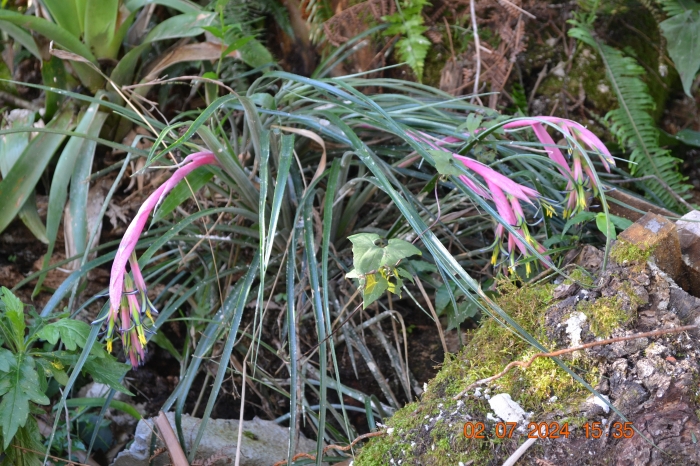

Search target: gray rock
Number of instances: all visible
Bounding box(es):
[112,413,318,466]
[612,381,649,416]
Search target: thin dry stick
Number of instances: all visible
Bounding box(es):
[415,275,449,355]
[453,324,697,400]
[469,0,482,105]
[502,437,538,466]
[154,411,189,466]
[12,445,93,465]
[271,431,386,466]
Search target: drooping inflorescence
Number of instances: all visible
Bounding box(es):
[93,151,218,366]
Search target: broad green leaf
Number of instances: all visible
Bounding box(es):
[660,10,700,97]
[0,109,75,235]
[446,300,478,331]
[35,357,69,386]
[595,213,615,239]
[37,320,90,351]
[595,213,632,239]
[348,233,422,274]
[238,38,275,69]
[221,35,254,58]
[150,330,182,361]
[0,20,41,60]
[676,129,700,148]
[125,0,200,14]
[0,355,49,450]
[41,55,68,132]
[41,0,82,38]
[83,354,132,395]
[428,149,463,176]
[34,106,106,296]
[152,167,215,222]
[435,282,462,315]
[84,0,120,59]
[66,111,109,265]
[0,110,47,242]
[561,211,596,237]
[17,193,48,244]
[0,10,97,63]
[143,12,216,43]
[434,282,477,330]
[405,259,437,274]
[397,267,415,284]
[111,42,150,86]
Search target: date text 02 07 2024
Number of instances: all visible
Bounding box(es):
[463,421,635,439]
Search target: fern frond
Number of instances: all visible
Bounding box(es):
[569,23,690,211]
[384,0,432,81]
[656,0,700,17]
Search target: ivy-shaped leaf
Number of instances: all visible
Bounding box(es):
[435,282,479,331]
[347,233,421,275]
[361,273,389,309]
[83,351,132,395]
[37,319,91,351]
[429,150,463,176]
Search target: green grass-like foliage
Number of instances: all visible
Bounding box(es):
[569,21,690,211]
[383,0,432,81]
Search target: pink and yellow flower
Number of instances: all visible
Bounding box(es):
[408,116,613,274]
[503,117,615,218]
[94,151,218,366]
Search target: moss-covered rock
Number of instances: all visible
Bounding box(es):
[356,248,700,465]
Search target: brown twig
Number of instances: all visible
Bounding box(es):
[154,411,189,466]
[0,90,42,111]
[453,324,698,400]
[11,445,93,465]
[272,431,385,466]
[415,275,449,355]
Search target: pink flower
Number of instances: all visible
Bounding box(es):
[503,117,615,217]
[406,129,548,275]
[94,151,218,366]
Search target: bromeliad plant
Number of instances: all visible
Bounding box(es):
[34,71,620,464]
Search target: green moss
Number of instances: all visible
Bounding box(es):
[610,240,653,264]
[356,278,606,465]
[565,267,594,287]
[577,296,633,339]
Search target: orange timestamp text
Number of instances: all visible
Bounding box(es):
[463,421,571,439]
[463,421,635,439]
